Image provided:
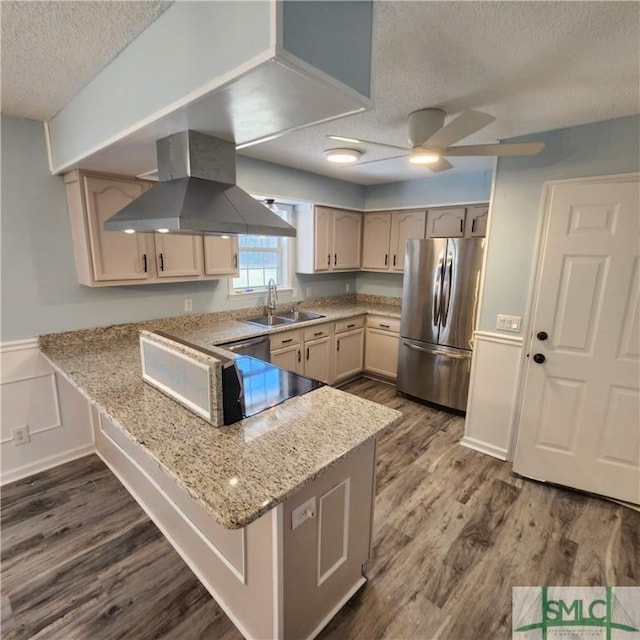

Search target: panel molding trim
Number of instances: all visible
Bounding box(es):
[317,477,351,586]
[463,333,525,462]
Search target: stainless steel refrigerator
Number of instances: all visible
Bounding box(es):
[397,238,485,411]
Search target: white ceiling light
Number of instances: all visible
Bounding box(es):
[323,148,362,164]
[408,149,440,165]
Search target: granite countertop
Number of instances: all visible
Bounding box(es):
[39,296,402,529]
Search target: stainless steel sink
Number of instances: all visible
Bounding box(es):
[276,310,326,322]
[240,310,326,327]
[242,315,295,328]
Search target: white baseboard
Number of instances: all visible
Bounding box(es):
[1,443,96,486]
[460,436,508,461]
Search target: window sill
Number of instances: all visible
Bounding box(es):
[227,287,295,301]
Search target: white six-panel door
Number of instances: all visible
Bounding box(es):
[514,175,640,504]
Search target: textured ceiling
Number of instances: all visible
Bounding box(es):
[241,1,640,184]
[1,1,638,185]
[0,0,171,121]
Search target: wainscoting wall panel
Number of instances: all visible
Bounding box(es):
[462,331,525,461]
[0,339,94,484]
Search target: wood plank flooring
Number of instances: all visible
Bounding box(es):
[2,378,638,639]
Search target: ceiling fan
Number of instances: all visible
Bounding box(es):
[326,108,545,172]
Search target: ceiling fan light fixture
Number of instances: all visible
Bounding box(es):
[323,148,362,164]
[409,149,440,165]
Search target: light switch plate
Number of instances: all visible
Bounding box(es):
[497,314,521,332]
[292,496,316,530]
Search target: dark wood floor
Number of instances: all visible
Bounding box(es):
[2,378,638,639]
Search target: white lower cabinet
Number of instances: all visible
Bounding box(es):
[364,316,401,379]
[334,317,365,383]
[270,325,334,383]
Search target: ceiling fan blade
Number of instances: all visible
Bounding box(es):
[340,153,409,167]
[422,110,496,149]
[326,135,409,152]
[443,142,545,156]
[427,158,454,173]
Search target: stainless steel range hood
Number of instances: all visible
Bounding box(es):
[104,131,296,237]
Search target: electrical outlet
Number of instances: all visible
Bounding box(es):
[292,496,316,530]
[346,282,351,293]
[305,287,312,297]
[184,299,193,312]
[12,425,30,446]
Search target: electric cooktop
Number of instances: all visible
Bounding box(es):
[222,356,324,425]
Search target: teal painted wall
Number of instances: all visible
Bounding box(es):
[282,1,372,98]
[364,169,492,210]
[0,116,358,341]
[478,115,640,334]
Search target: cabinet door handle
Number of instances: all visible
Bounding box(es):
[471,219,476,233]
[334,253,337,266]
[233,253,238,268]
[384,254,388,266]
[142,254,148,273]
[327,254,331,266]
[393,254,397,266]
[282,338,293,344]
[460,219,464,233]
[336,339,340,351]
[306,347,310,361]
[297,349,301,363]
[159,253,165,271]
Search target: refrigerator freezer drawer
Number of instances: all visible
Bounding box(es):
[396,339,472,411]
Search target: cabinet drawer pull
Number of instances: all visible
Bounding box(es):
[380,323,390,329]
[282,338,293,344]
[306,347,310,360]
[159,253,165,271]
[314,331,323,337]
[393,254,397,267]
[337,339,340,351]
[297,349,301,363]
[384,254,388,266]
[142,254,148,273]
[347,323,356,329]
[460,219,464,233]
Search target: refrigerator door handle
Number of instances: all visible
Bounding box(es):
[402,341,471,360]
[441,253,453,327]
[433,251,445,326]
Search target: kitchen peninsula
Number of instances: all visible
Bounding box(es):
[39,298,402,640]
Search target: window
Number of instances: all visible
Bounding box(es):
[231,201,293,293]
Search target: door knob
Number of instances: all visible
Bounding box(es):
[533,353,546,364]
[536,331,548,341]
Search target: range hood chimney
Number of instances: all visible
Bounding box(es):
[104,130,296,237]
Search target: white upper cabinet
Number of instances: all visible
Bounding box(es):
[297,206,362,274]
[64,170,237,287]
[361,210,426,273]
[155,234,203,278]
[389,210,427,271]
[361,213,392,271]
[426,207,467,238]
[466,204,489,237]
[74,174,152,284]
[203,236,239,276]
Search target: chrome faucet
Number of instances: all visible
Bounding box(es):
[266,278,278,316]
